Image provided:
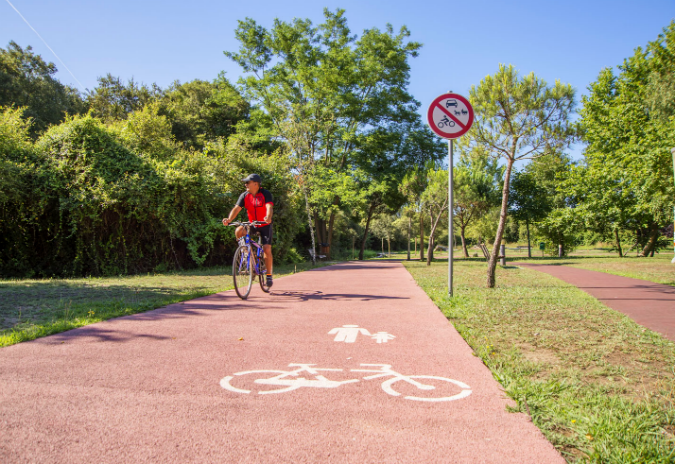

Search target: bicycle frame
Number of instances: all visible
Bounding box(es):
[231,221,267,275]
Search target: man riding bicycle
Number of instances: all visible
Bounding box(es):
[222,174,274,288]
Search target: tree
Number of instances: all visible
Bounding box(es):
[224,9,431,260]
[0,41,84,136]
[161,75,249,150]
[560,156,635,256]
[577,22,675,257]
[400,161,435,261]
[86,74,163,122]
[420,169,449,265]
[508,171,547,257]
[355,173,403,260]
[454,147,502,257]
[370,213,397,256]
[470,64,576,287]
[524,152,577,256]
[509,151,573,256]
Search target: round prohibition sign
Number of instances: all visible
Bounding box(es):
[427,93,474,139]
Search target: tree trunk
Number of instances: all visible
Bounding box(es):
[526,221,531,258]
[315,213,325,247]
[460,225,469,258]
[387,237,391,257]
[487,159,514,288]
[326,209,336,260]
[427,210,441,266]
[358,203,376,260]
[326,197,340,260]
[426,234,434,266]
[641,223,660,257]
[429,211,435,265]
[302,186,317,264]
[381,237,384,254]
[614,228,623,257]
[407,217,411,261]
[419,214,425,261]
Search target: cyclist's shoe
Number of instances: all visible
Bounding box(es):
[266,275,273,288]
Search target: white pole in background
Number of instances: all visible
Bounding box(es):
[448,139,454,296]
[671,148,675,264]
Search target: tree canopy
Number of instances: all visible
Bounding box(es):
[575,21,675,256]
[0,41,85,136]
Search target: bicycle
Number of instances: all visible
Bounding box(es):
[226,221,271,299]
[220,362,472,402]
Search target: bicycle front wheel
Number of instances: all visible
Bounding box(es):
[233,245,253,300]
[382,375,472,402]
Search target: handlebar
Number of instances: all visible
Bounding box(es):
[225,221,268,227]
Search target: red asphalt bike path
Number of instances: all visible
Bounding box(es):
[516,262,675,342]
[0,261,564,463]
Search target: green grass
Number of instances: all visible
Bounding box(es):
[403,260,675,463]
[0,261,331,347]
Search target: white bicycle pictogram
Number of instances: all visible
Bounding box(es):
[220,363,472,402]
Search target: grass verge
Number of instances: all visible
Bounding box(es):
[403,260,675,463]
[0,261,331,347]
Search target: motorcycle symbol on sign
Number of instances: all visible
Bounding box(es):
[437,115,456,129]
[220,363,472,402]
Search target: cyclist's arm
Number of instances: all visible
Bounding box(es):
[222,205,243,226]
[264,203,273,224]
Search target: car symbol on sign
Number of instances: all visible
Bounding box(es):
[446,100,458,108]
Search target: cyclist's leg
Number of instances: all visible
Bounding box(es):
[263,244,273,275]
[235,226,246,239]
[261,226,273,272]
[260,225,273,287]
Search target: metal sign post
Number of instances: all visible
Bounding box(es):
[448,139,454,295]
[426,93,474,297]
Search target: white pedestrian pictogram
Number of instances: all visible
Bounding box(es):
[220,363,472,402]
[372,332,396,344]
[328,325,371,343]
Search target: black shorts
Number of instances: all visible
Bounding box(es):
[253,224,273,246]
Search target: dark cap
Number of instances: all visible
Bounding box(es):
[242,173,262,183]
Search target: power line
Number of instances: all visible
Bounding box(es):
[4,0,85,91]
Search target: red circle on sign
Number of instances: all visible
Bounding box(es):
[426,93,474,139]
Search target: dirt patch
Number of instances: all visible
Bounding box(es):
[518,343,561,366]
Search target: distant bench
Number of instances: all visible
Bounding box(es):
[308,249,326,261]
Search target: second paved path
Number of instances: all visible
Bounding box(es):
[0,261,563,463]
[517,262,675,342]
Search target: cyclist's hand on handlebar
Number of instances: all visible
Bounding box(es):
[222,218,231,226]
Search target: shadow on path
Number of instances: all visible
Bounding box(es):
[269,290,408,302]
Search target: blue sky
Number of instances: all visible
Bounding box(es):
[2,0,674,158]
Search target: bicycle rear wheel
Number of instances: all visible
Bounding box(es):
[257,252,270,293]
[233,245,253,300]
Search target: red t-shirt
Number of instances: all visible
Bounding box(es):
[236,189,273,226]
